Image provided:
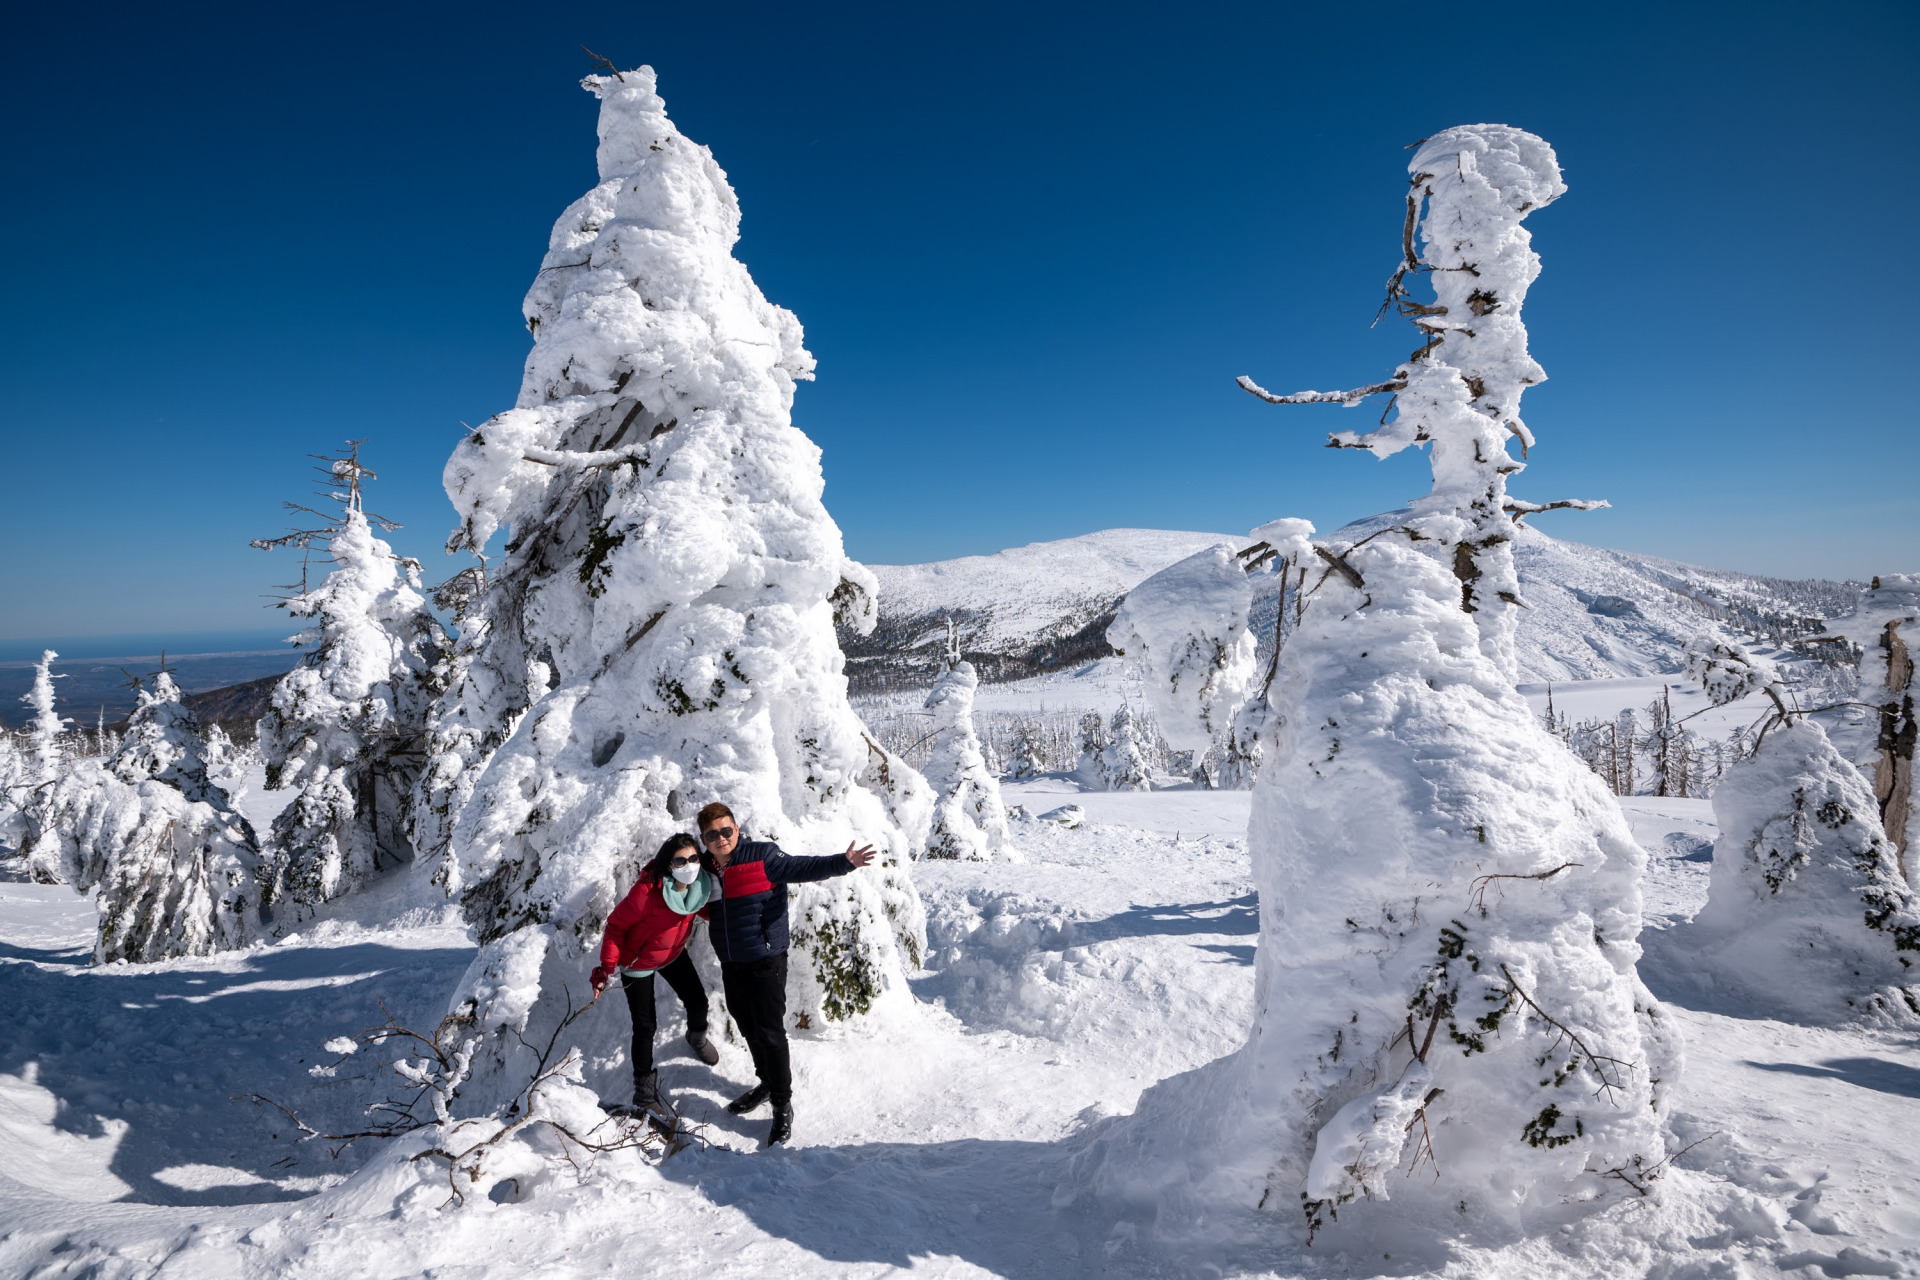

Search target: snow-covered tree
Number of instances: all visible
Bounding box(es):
[1081,125,1675,1243]
[253,444,449,907]
[1093,703,1153,792]
[1821,575,1918,882]
[1671,636,1920,1022]
[1005,722,1047,781]
[432,66,929,1102]
[24,672,268,963]
[922,624,1012,861]
[22,650,67,783]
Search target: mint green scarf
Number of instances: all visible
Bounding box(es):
[620,872,714,978]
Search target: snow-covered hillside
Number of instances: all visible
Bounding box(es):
[843,529,1234,687]
[847,521,1861,690]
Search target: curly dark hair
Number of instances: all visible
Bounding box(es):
[642,832,714,884]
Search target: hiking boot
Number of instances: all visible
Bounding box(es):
[686,1029,720,1066]
[726,1082,771,1115]
[765,1101,794,1148]
[633,1070,663,1114]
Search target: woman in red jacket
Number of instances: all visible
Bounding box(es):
[590,834,722,1115]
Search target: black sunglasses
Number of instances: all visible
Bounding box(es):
[700,826,737,844]
[669,854,702,867]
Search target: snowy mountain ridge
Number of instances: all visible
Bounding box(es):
[846,520,1862,689]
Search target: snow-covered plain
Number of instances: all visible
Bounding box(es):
[4,773,1918,1277]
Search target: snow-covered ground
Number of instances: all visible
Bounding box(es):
[4,768,1918,1277]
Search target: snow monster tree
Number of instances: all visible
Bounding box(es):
[435,66,928,1103]
[1668,638,1920,1023]
[922,623,1013,861]
[1076,126,1679,1246]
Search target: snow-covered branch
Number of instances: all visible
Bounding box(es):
[1235,374,1406,406]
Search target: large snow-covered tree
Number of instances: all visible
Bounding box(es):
[1108,543,1259,766]
[253,445,449,907]
[922,623,1012,861]
[24,672,269,963]
[1079,125,1676,1243]
[1670,637,1920,1023]
[22,650,66,783]
[432,65,929,1102]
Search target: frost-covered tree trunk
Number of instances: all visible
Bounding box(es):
[23,673,268,963]
[256,489,448,908]
[1079,126,1675,1243]
[433,66,929,1103]
[922,626,1012,861]
[17,651,68,880]
[1668,637,1920,1023]
[1834,576,1919,882]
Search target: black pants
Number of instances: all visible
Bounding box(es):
[622,951,708,1083]
[721,954,791,1104]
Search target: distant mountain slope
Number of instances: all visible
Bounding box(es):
[843,529,1234,689]
[844,521,1860,690]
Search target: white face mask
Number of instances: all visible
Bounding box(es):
[671,862,702,885]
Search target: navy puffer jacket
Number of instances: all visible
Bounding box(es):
[708,839,853,965]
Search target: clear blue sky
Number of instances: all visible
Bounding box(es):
[2,1,1914,641]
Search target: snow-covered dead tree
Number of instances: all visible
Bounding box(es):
[24,672,268,963]
[433,66,929,1103]
[1670,637,1920,1023]
[1077,125,1676,1245]
[922,622,1013,861]
[253,443,449,907]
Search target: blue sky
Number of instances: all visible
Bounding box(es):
[2,1,1914,640]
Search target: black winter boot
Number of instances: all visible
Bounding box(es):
[727,1082,771,1115]
[634,1070,663,1115]
[686,1030,720,1066]
[765,1100,793,1148]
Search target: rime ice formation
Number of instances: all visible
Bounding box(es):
[1661,636,1920,1024]
[921,630,1013,862]
[1076,126,1676,1244]
[25,673,267,963]
[431,66,928,1101]
[259,508,447,907]
[1108,544,1257,760]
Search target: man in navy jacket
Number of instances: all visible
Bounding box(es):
[697,800,875,1147]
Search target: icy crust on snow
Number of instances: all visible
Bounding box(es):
[921,657,1014,862]
[258,510,446,909]
[430,67,928,1103]
[1656,718,1920,1025]
[1076,536,1678,1241]
[1107,543,1256,757]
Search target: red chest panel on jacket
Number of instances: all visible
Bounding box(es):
[723,860,774,898]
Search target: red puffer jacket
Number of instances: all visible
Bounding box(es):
[597,876,707,974]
